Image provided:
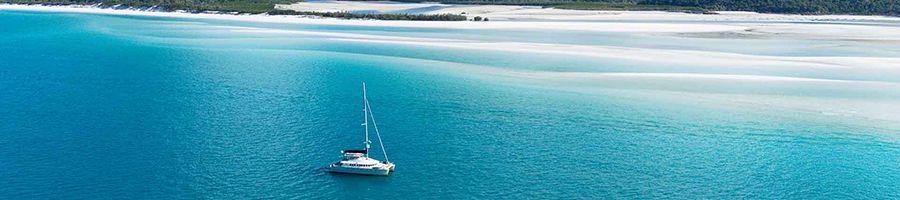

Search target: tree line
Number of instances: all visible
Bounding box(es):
[642,0,899,15]
[268,10,467,21]
[2,0,471,20]
[1,0,295,13]
[347,0,900,16]
[4,0,897,16]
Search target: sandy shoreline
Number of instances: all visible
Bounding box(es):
[4,3,900,123]
[4,3,899,78]
[4,3,900,34]
[5,3,899,69]
[4,3,900,81]
[277,1,900,22]
[0,4,750,33]
[0,4,734,33]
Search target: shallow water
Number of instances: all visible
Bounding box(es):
[1,10,899,199]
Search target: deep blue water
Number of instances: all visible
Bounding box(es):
[1,10,899,199]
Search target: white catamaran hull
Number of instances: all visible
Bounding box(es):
[327,82,395,176]
[328,166,391,176]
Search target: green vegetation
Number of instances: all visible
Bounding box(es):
[2,0,296,13]
[4,0,898,17]
[548,2,711,14]
[269,10,467,21]
[2,0,468,20]
[641,0,900,15]
[351,0,900,16]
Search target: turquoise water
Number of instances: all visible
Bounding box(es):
[2,10,899,199]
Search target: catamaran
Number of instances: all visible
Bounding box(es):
[327,82,395,176]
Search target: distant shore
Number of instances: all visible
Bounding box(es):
[0,4,747,33]
[4,3,899,31]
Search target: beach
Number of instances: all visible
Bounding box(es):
[3,3,900,124]
[5,3,900,31]
[274,1,900,22]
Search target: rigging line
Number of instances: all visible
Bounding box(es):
[365,98,390,163]
[363,82,370,156]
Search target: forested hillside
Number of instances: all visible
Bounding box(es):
[370,0,900,16]
[642,0,899,15]
[3,0,898,16]
[2,0,295,13]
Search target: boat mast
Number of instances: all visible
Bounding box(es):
[365,98,390,163]
[363,82,370,157]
